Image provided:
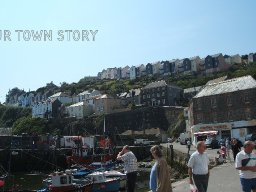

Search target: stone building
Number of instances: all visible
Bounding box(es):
[189,75,256,144]
[140,80,183,107]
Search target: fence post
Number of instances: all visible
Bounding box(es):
[170,144,174,166]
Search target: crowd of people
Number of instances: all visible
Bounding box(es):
[116,138,255,192]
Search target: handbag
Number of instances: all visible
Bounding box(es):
[190,184,198,192]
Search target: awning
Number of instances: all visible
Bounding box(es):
[194,131,218,136]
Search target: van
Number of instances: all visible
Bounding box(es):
[245,133,256,142]
[179,133,189,145]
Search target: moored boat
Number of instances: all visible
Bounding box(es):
[87,171,120,192]
[40,170,92,192]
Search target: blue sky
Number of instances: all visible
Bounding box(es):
[1,0,256,103]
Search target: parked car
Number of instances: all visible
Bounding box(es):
[245,133,256,145]
[205,138,219,149]
[218,139,225,147]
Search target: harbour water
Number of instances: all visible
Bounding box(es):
[2,172,47,191]
[2,170,151,191]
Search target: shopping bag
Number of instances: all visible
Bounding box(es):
[190,184,198,192]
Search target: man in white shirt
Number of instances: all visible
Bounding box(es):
[188,141,210,192]
[235,141,256,192]
[117,145,138,192]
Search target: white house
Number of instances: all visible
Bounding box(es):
[49,92,72,104]
[121,66,130,79]
[152,61,161,75]
[32,100,53,118]
[76,90,101,103]
[130,66,137,80]
[66,101,93,119]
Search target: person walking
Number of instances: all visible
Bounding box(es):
[188,141,210,192]
[187,139,191,154]
[225,138,230,159]
[117,145,138,192]
[231,138,241,161]
[149,145,172,192]
[235,141,256,192]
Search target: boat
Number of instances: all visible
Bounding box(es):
[87,171,120,192]
[66,135,115,168]
[103,170,126,191]
[39,170,92,192]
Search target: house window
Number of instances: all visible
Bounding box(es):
[157,93,160,97]
[213,112,217,122]
[147,94,150,99]
[143,95,146,99]
[196,113,203,122]
[245,109,251,120]
[244,93,250,104]
[162,99,165,104]
[211,97,217,108]
[228,111,233,121]
[197,100,202,110]
[162,91,165,96]
[158,100,161,105]
[227,95,232,106]
[152,93,155,98]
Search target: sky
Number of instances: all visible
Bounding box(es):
[1,0,256,103]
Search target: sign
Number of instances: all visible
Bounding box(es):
[192,123,231,132]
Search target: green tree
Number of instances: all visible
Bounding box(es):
[12,117,48,135]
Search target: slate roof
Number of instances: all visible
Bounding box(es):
[49,92,69,98]
[143,80,167,89]
[206,76,228,85]
[184,86,203,94]
[194,75,256,98]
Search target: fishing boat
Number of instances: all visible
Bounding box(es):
[66,135,115,168]
[39,170,92,192]
[103,170,126,191]
[87,171,120,192]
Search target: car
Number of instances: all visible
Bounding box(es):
[218,139,225,147]
[205,138,219,149]
[245,133,256,142]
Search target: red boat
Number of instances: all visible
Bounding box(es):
[66,136,115,168]
[47,171,92,192]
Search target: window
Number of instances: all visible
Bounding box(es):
[227,95,232,106]
[162,99,165,104]
[162,91,165,96]
[211,97,217,108]
[212,112,217,122]
[197,100,202,110]
[157,93,160,97]
[158,100,161,105]
[244,93,250,104]
[60,176,67,184]
[196,113,203,122]
[228,111,233,121]
[143,95,146,99]
[245,109,251,120]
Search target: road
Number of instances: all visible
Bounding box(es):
[167,142,243,192]
[164,141,230,160]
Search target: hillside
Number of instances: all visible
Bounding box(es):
[1,62,256,136]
